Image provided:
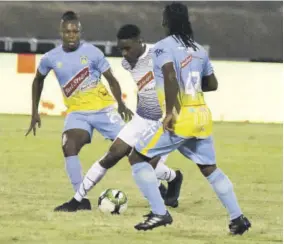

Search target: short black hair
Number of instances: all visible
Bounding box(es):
[61,11,79,22]
[117,24,141,39]
[164,2,197,50]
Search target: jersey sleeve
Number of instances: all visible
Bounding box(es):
[202,51,214,77]
[38,53,52,76]
[121,59,129,70]
[93,46,110,73]
[151,42,173,69]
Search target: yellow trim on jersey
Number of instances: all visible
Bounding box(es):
[178,92,206,106]
[141,126,164,155]
[63,82,115,113]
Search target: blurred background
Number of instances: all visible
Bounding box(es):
[0,1,282,61]
[0,1,282,121]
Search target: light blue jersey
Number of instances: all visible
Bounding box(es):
[38,42,116,113]
[135,35,216,164]
[152,36,213,110]
[38,41,124,140]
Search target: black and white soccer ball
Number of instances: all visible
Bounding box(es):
[98,189,128,214]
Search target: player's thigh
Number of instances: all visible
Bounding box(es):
[91,107,125,140]
[118,113,150,147]
[63,112,92,142]
[62,113,92,155]
[178,136,216,165]
[134,124,185,161]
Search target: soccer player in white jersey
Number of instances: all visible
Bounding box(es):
[54,24,183,212]
[128,3,251,234]
[25,11,133,210]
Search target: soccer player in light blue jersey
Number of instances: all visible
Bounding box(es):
[128,3,251,234]
[26,11,133,210]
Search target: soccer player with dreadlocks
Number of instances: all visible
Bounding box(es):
[128,2,251,234]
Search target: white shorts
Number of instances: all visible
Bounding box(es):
[117,114,168,164]
[118,113,159,147]
[117,114,168,163]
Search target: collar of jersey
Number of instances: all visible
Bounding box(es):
[138,44,150,60]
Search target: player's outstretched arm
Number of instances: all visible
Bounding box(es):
[103,69,133,122]
[25,71,46,136]
[201,74,218,92]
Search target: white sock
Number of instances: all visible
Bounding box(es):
[74,161,107,202]
[155,155,176,182]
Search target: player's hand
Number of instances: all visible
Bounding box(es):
[162,113,175,133]
[25,113,41,136]
[118,102,134,122]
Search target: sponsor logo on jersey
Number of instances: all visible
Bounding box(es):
[154,48,164,57]
[181,55,192,68]
[63,67,89,97]
[137,71,154,91]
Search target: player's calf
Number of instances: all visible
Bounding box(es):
[62,129,90,192]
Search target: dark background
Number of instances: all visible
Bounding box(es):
[0,1,282,60]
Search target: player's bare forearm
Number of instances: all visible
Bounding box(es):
[164,75,179,115]
[31,70,45,115]
[109,80,124,105]
[202,74,218,92]
[103,69,124,105]
[162,63,179,115]
[32,78,44,114]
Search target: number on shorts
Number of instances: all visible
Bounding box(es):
[107,111,121,124]
[194,108,210,127]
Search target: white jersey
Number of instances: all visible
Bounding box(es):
[122,44,162,121]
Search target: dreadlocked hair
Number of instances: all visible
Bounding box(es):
[164,2,197,50]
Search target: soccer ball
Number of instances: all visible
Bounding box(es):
[98,188,128,214]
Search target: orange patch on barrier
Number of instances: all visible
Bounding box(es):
[41,101,55,110]
[17,54,36,73]
[61,111,67,117]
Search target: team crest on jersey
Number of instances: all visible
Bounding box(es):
[80,56,88,65]
[56,62,63,68]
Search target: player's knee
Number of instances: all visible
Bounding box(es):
[199,164,217,177]
[62,136,80,157]
[128,149,148,166]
